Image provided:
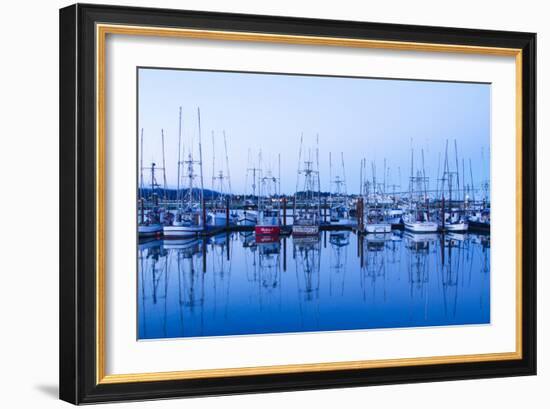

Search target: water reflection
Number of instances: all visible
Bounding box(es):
[138,231,490,339]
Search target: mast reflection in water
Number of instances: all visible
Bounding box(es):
[138,231,490,339]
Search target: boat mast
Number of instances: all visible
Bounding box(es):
[139,128,144,196]
[278,153,282,221]
[211,130,216,195]
[454,139,460,201]
[359,158,363,197]
[139,128,144,223]
[341,152,347,196]
[223,131,232,196]
[316,134,321,219]
[161,129,167,204]
[197,108,205,226]
[469,158,476,203]
[258,150,263,211]
[409,144,414,204]
[329,152,333,204]
[294,133,303,216]
[421,148,430,220]
[176,107,182,208]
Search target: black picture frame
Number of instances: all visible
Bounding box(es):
[60,3,536,404]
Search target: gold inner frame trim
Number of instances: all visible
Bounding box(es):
[95,23,523,385]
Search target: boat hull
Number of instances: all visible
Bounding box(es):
[469,220,490,232]
[138,224,163,237]
[404,221,439,233]
[255,225,280,236]
[365,223,391,233]
[239,211,258,226]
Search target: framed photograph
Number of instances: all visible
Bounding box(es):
[59,3,536,404]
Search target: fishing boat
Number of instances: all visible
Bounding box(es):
[439,140,469,233]
[293,134,321,236]
[163,107,206,238]
[468,207,490,232]
[328,152,350,225]
[385,208,404,225]
[255,153,281,237]
[240,209,258,226]
[208,130,238,227]
[360,160,391,233]
[443,209,469,232]
[365,208,392,233]
[404,146,438,233]
[239,155,260,226]
[138,128,167,238]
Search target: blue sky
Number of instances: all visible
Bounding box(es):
[138,68,490,195]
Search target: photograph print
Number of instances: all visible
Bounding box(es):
[137,67,491,340]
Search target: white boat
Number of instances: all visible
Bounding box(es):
[385,209,404,225]
[138,224,163,237]
[364,207,391,234]
[239,210,258,226]
[404,221,439,233]
[208,210,227,226]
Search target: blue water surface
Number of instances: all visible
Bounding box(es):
[137,231,490,339]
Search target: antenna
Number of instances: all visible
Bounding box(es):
[197,108,205,225]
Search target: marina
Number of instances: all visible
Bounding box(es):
[138,109,491,240]
[137,68,491,339]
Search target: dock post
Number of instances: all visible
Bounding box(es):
[324,199,327,223]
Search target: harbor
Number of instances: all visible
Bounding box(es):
[138,108,490,242]
[136,69,491,339]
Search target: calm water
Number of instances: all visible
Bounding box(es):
[137,230,490,339]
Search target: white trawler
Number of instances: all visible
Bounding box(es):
[292,134,321,236]
[164,107,206,238]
